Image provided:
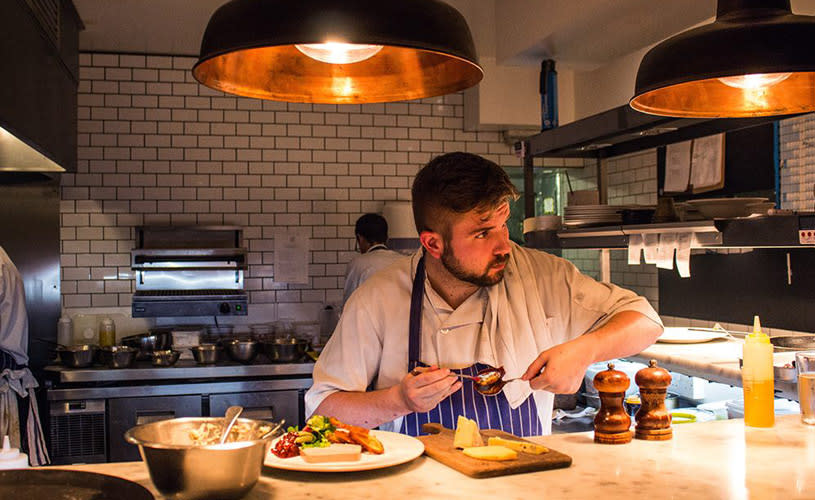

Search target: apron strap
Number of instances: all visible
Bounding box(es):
[408,256,425,366]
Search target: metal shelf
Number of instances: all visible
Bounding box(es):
[526,215,811,250]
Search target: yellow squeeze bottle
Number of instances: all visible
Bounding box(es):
[742,315,774,427]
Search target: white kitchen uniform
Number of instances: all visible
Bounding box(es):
[342,244,404,305]
[307,241,662,434]
[0,246,28,365]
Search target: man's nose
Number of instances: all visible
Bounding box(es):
[493,229,511,255]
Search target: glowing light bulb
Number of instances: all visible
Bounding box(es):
[718,72,792,89]
[295,42,383,64]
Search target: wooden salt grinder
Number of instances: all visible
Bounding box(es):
[634,359,673,441]
[593,363,632,444]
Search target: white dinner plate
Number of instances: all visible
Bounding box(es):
[264,430,424,472]
[656,327,729,344]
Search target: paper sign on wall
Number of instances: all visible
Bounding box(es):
[690,133,725,193]
[273,228,310,284]
[663,140,692,193]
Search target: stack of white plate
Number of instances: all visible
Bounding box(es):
[563,204,626,228]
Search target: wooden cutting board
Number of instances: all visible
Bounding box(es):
[417,423,572,478]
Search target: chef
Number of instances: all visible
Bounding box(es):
[342,213,403,305]
[306,152,663,436]
[0,245,48,464]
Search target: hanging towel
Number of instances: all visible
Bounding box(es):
[483,246,555,410]
[0,368,49,465]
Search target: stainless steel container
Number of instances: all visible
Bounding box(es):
[122,330,172,359]
[151,349,181,367]
[224,340,258,364]
[57,344,98,368]
[190,344,219,365]
[98,345,137,369]
[261,337,308,363]
[124,417,280,500]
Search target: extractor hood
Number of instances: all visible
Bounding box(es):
[0,122,65,173]
[519,104,786,160]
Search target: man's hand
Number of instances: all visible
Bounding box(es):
[521,338,594,394]
[398,365,461,413]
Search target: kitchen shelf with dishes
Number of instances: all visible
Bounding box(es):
[525,214,812,250]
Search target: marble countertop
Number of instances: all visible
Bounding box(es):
[54,415,815,499]
[627,337,798,400]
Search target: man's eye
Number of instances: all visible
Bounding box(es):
[476,230,488,239]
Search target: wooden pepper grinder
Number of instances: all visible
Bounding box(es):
[593,363,632,444]
[634,359,673,440]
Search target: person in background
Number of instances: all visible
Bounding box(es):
[0,245,49,465]
[0,246,28,371]
[307,152,663,436]
[342,213,404,305]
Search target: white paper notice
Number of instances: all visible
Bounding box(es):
[273,228,310,284]
[628,233,643,265]
[690,133,725,193]
[643,233,659,264]
[676,232,692,278]
[657,233,677,270]
[663,140,692,193]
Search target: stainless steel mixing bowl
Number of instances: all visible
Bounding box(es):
[151,349,181,367]
[224,340,258,364]
[261,337,309,363]
[57,344,98,368]
[190,344,219,365]
[98,345,137,368]
[124,417,280,500]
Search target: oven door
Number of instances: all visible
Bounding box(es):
[108,395,202,462]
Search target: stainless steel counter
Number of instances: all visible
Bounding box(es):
[44,359,314,383]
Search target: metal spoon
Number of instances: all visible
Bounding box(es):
[259,419,285,440]
[219,405,243,444]
[464,366,524,396]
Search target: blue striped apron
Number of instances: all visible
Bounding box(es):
[399,256,540,437]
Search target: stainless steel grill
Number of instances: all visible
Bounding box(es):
[131,226,248,318]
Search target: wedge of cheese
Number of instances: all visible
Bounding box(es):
[462,445,518,461]
[453,415,483,449]
[300,444,362,463]
[487,436,549,455]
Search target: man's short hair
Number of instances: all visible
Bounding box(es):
[355,213,389,244]
[411,152,519,236]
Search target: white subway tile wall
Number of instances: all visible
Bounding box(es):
[561,152,659,311]
[65,53,533,316]
[779,114,815,212]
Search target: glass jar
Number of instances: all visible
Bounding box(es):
[98,318,116,347]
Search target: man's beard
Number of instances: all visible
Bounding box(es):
[440,246,510,287]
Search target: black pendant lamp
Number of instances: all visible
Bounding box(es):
[192,0,483,104]
[630,0,815,118]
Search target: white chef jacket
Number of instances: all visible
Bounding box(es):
[307,242,662,433]
[342,244,405,305]
[0,246,28,365]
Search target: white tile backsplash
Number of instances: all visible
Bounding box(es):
[64,53,520,322]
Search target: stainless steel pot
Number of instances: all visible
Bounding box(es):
[261,337,308,363]
[98,345,138,369]
[122,330,172,359]
[770,335,815,352]
[57,344,98,368]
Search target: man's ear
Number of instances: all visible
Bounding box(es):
[419,230,444,259]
